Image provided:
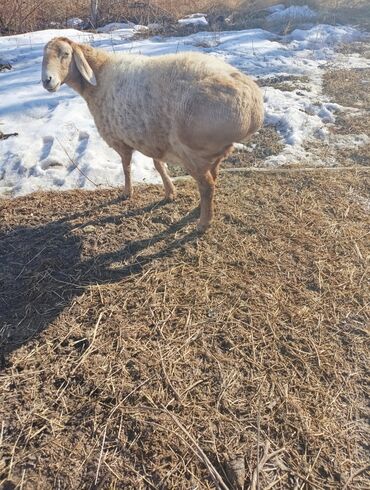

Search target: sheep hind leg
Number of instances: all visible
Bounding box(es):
[211,145,233,181]
[195,170,215,233]
[210,157,222,181]
[120,149,133,199]
[153,159,176,201]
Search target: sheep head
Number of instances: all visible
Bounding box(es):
[42,37,96,92]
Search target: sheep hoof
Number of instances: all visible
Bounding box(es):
[196,221,210,234]
[122,191,132,200]
[164,192,176,202]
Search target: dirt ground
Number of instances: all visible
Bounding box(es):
[1,169,369,489]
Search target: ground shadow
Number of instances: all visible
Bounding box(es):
[0,199,199,367]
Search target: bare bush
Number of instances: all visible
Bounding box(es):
[0,1,368,35]
[0,0,88,33]
[0,0,245,34]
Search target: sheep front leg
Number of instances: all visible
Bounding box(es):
[153,159,176,201]
[196,171,215,233]
[119,149,133,199]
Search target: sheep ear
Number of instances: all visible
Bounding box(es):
[73,46,97,86]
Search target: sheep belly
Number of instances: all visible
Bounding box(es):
[89,91,171,158]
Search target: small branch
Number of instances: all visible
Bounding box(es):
[250,441,286,490]
[159,347,181,402]
[0,131,18,140]
[56,136,98,187]
[168,412,230,490]
[95,426,107,485]
[181,378,206,397]
[343,464,370,489]
[71,311,104,374]
[173,165,369,182]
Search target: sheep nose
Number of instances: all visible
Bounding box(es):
[43,76,52,86]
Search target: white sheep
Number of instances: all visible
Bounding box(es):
[42,37,264,231]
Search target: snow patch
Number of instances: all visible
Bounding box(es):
[233,143,249,151]
[289,24,364,47]
[66,18,85,29]
[266,4,286,14]
[97,22,134,33]
[178,14,208,27]
[266,5,317,24]
[0,16,369,197]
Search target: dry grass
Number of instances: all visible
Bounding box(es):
[303,138,370,168]
[0,0,263,34]
[225,127,284,167]
[2,0,370,35]
[257,75,311,93]
[337,42,370,59]
[1,169,369,489]
[299,67,370,168]
[309,1,370,32]
[323,68,370,110]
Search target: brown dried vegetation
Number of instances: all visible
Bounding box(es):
[1,170,369,489]
[323,68,370,110]
[305,67,370,168]
[2,1,370,35]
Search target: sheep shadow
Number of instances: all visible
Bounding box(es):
[0,198,199,368]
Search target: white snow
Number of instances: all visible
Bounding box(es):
[66,18,85,29]
[266,5,317,24]
[96,22,134,33]
[288,24,363,47]
[187,13,207,18]
[266,4,286,14]
[178,15,208,27]
[0,5,369,197]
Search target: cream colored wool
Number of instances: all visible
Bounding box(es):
[42,38,264,231]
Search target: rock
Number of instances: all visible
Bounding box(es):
[82,225,96,233]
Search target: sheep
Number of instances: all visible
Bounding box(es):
[41,37,264,232]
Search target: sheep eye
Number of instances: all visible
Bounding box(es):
[62,52,70,58]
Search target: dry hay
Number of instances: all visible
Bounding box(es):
[303,139,370,168]
[257,75,311,92]
[0,170,369,489]
[300,66,370,169]
[313,1,370,32]
[337,42,370,59]
[225,127,284,168]
[322,68,370,110]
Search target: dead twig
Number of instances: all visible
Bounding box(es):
[250,441,287,490]
[70,311,104,374]
[56,136,98,187]
[343,464,370,489]
[168,412,230,490]
[0,131,18,140]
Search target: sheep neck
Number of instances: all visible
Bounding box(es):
[68,44,110,100]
